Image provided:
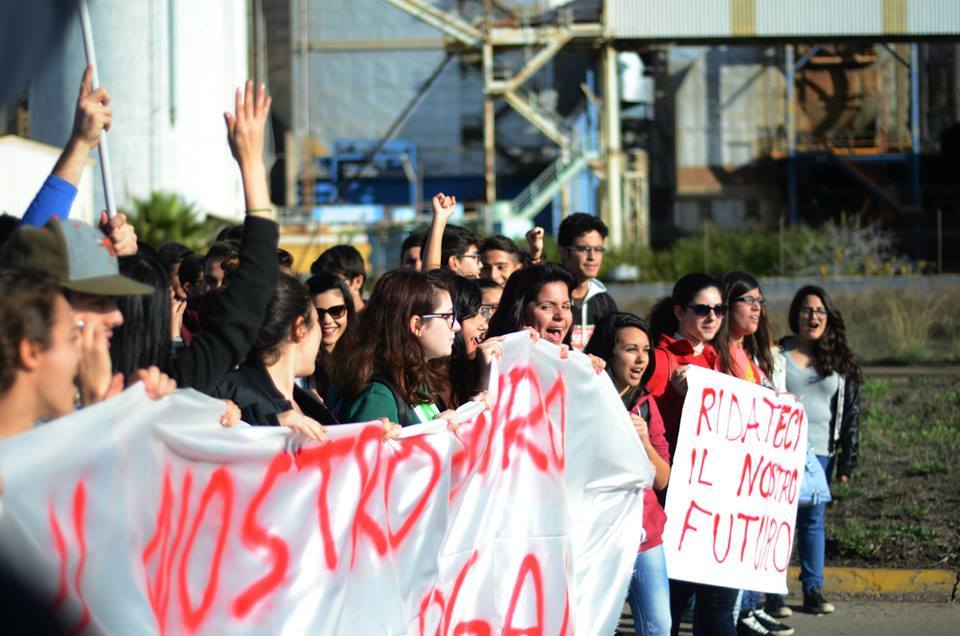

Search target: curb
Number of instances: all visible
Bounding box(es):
[785,566,958,598]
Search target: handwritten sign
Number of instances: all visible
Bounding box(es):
[662,366,807,594]
[0,333,652,635]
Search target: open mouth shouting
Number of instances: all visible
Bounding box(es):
[543,325,567,344]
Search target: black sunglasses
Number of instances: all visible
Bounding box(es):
[316,304,348,320]
[686,303,727,318]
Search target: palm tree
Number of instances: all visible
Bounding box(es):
[127,191,221,250]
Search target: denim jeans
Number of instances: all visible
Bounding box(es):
[669,579,738,636]
[737,589,761,618]
[627,545,672,636]
[796,454,835,594]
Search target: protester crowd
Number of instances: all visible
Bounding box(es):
[0,70,861,636]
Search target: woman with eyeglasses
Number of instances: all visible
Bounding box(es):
[647,273,738,636]
[713,272,795,636]
[584,313,672,636]
[766,286,862,617]
[331,269,458,426]
[306,271,356,401]
[443,274,505,407]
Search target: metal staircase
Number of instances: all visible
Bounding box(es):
[508,146,598,221]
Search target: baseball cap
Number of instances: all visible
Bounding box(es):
[0,219,153,295]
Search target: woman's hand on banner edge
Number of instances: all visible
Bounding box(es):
[378,418,402,440]
[220,400,241,427]
[670,364,689,395]
[587,353,606,374]
[477,336,504,365]
[277,410,326,442]
[133,366,177,400]
[630,413,650,446]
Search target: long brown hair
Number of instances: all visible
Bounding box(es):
[714,271,774,378]
[335,269,451,405]
[788,285,862,382]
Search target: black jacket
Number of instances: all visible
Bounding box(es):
[213,361,338,426]
[831,376,861,478]
[165,216,279,394]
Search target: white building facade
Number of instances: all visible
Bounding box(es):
[28,0,249,219]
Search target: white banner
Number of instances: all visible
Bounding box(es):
[0,332,653,635]
[662,366,807,594]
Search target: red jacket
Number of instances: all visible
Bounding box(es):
[646,334,718,459]
[631,393,670,552]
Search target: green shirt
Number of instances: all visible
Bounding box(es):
[340,381,439,425]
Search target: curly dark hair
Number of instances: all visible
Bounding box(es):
[787,285,862,382]
[713,271,774,379]
[0,269,61,396]
[335,269,452,406]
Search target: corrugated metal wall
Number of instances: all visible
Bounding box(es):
[608,0,960,38]
[291,0,553,178]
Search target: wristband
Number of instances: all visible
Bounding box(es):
[246,207,275,215]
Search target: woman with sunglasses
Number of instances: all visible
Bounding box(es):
[647,273,738,636]
[331,269,458,426]
[584,313,672,636]
[767,286,861,617]
[306,271,356,401]
[714,272,794,636]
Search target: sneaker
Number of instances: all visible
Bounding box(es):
[764,594,792,618]
[803,587,835,614]
[737,613,771,635]
[752,608,795,635]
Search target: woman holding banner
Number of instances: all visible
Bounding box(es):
[214,272,336,438]
[647,273,739,636]
[769,286,862,617]
[585,313,672,635]
[714,272,795,636]
[331,270,458,426]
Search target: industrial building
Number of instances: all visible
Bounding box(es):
[3,0,959,272]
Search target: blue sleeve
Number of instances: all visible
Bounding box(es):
[21,175,78,227]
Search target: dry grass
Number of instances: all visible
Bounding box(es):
[623,287,960,365]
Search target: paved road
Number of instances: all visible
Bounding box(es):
[769,600,959,636]
[619,600,959,635]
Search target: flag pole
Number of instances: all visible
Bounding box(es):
[78,0,117,219]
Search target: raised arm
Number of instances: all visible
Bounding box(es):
[168,81,279,393]
[22,65,112,227]
[422,192,456,271]
[225,80,274,220]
